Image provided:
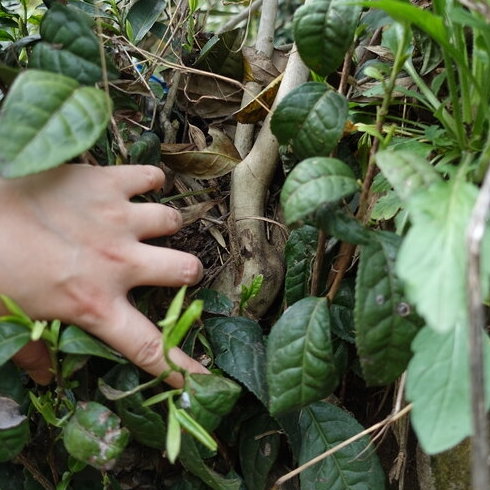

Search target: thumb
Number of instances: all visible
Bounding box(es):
[12,340,53,385]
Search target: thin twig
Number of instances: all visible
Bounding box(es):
[217,0,264,34]
[273,404,413,488]
[466,162,490,490]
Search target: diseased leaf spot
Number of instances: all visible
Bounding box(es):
[376,294,385,305]
[396,302,411,317]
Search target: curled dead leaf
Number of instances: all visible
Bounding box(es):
[234,74,283,124]
[180,200,219,226]
[242,46,281,85]
[161,127,241,179]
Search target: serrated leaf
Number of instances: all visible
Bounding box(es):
[239,413,280,490]
[195,289,233,315]
[63,401,129,471]
[59,325,125,363]
[180,434,244,489]
[375,149,441,202]
[280,157,358,225]
[0,397,29,463]
[0,70,111,178]
[355,231,422,386]
[397,179,477,332]
[316,206,371,245]
[285,225,319,305]
[30,3,118,84]
[271,83,348,160]
[161,128,241,179]
[184,373,241,432]
[204,317,268,405]
[406,324,490,454]
[293,0,361,77]
[0,322,30,367]
[112,365,166,450]
[126,0,165,43]
[129,132,161,165]
[299,402,386,489]
[267,297,338,415]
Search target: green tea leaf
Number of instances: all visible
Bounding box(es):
[239,413,280,490]
[159,286,187,329]
[397,179,477,332]
[330,280,356,343]
[271,83,348,160]
[166,300,203,350]
[317,206,371,245]
[299,402,385,489]
[293,0,361,76]
[129,132,162,165]
[126,0,165,43]
[284,225,319,305]
[280,157,358,225]
[0,322,30,366]
[0,362,26,405]
[167,400,182,464]
[30,3,118,84]
[0,70,111,178]
[113,365,166,450]
[195,289,233,315]
[355,231,422,386]
[375,149,441,202]
[63,401,129,470]
[267,297,338,415]
[59,325,125,363]
[173,407,217,452]
[179,434,244,489]
[184,373,241,432]
[0,397,29,462]
[406,324,490,454]
[205,317,268,405]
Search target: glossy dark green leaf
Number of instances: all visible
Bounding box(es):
[129,132,161,165]
[113,365,166,450]
[30,3,118,84]
[194,29,244,81]
[284,225,319,305]
[180,434,244,490]
[126,0,165,43]
[355,231,422,386]
[59,325,125,363]
[397,179,477,332]
[61,354,90,379]
[0,397,29,462]
[330,280,355,343]
[63,401,129,470]
[0,70,111,178]
[0,362,26,405]
[281,157,358,225]
[317,206,371,245]
[239,413,280,490]
[299,402,385,489]
[195,289,233,315]
[0,322,30,367]
[267,297,338,415]
[184,373,241,432]
[271,83,348,160]
[375,149,440,202]
[293,0,361,76]
[406,324,490,454]
[204,317,268,405]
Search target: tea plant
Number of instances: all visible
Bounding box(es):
[0,0,489,488]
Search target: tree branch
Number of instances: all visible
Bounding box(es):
[466,163,490,490]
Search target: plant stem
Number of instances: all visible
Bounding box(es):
[466,161,490,490]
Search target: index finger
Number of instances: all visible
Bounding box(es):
[105,165,166,197]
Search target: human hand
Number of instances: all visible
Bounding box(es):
[0,164,208,387]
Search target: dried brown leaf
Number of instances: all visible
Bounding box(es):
[161,127,241,179]
[180,200,219,226]
[243,46,282,85]
[233,74,283,124]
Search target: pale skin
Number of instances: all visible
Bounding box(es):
[0,163,209,387]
